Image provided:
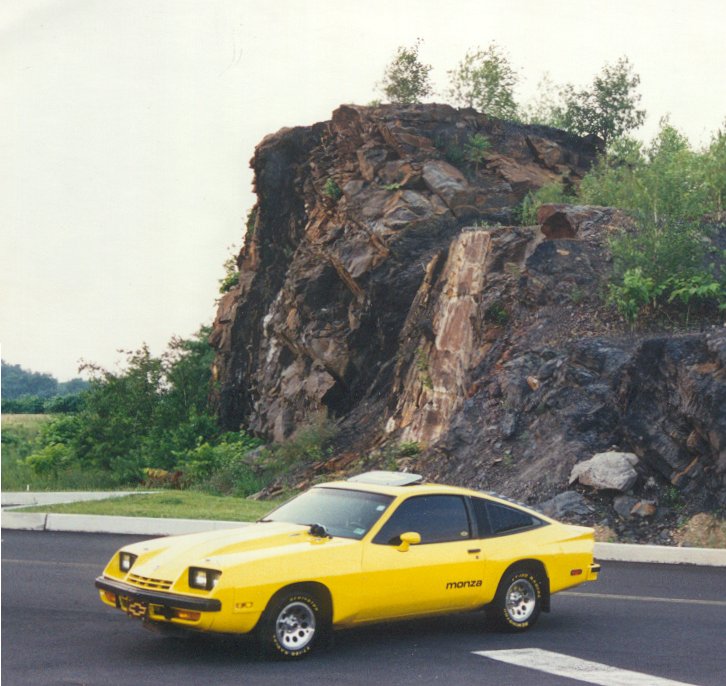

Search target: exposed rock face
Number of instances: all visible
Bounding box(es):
[210,104,726,518]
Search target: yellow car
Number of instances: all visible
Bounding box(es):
[95,471,600,659]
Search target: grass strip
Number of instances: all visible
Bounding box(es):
[15,491,283,522]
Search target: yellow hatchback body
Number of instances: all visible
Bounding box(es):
[96,471,599,658]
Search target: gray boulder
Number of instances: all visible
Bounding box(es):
[569,451,639,491]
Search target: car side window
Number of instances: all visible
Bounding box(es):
[472,497,544,537]
[372,495,471,545]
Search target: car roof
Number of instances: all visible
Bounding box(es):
[318,479,469,498]
[315,474,547,518]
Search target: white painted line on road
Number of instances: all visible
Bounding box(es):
[474,648,697,686]
[561,591,726,608]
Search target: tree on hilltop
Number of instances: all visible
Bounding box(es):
[379,39,433,105]
[447,43,519,119]
[552,56,646,145]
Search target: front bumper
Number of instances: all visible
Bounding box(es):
[95,576,221,614]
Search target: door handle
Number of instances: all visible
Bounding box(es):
[467,548,481,554]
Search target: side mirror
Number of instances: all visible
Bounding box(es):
[397,531,421,552]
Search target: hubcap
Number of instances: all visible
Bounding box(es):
[275,601,316,651]
[505,578,536,622]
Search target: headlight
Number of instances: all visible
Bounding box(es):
[119,552,137,572]
[188,567,221,590]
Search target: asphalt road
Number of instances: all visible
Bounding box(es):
[2,530,725,686]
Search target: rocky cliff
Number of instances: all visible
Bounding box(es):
[210,104,725,541]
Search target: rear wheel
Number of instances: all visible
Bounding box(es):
[256,590,323,659]
[489,569,543,632]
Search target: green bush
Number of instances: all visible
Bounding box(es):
[575,119,726,322]
[463,133,492,174]
[484,302,510,326]
[519,181,574,225]
[11,328,222,488]
[266,419,338,470]
[180,433,265,496]
[323,178,342,201]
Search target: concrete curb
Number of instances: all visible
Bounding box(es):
[3,511,725,566]
[594,541,726,566]
[1,491,155,508]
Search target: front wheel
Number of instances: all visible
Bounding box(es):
[256,590,323,659]
[488,569,543,632]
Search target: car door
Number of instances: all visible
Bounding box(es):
[356,494,485,622]
[469,496,549,602]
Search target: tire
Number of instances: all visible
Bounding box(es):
[256,590,324,660]
[488,568,543,632]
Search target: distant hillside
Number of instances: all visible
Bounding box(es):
[1,360,88,402]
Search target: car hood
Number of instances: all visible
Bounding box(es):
[120,521,351,581]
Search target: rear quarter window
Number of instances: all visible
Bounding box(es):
[472,498,545,537]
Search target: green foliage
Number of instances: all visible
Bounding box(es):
[265,418,338,470]
[552,57,645,144]
[1,360,89,412]
[447,44,518,119]
[519,181,574,224]
[179,432,265,496]
[607,267,658,322]
[1,360,57,399]
[520,73,560,125]
[2,392,86,414]
[668,273,723,306]
[415,347,433,389]
[584,120,709,224]
[395,441,422,458]
[25,443,74,479]
[433,133,466,166]
[19,328,221,487]
[484,302,510,326]
[322,177,342,201]
[245,205,258,240]
[463,133,492,174]
[379,39,433,105]
[218,248,240,294]
[1,414,48,489]
[703,121,726,218]
[2,395,46,413]
[581,119,726,321]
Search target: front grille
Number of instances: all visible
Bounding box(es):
[127,573,173,591]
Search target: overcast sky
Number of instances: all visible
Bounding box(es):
[2,0,725,381]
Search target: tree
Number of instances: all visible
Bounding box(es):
[579,118,709,225]
[447,44,518,119]
[553,56,645,145]
[703,120,726,219]
[576,119,725,321]
[21,328,220,484]
[379,39,433,105]
[1,361,57,400]
[520,72,560,126]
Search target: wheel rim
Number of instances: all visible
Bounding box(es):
[504,578,536,623]
[275,601,316,651]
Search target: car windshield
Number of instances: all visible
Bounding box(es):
[262,487,394,540]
